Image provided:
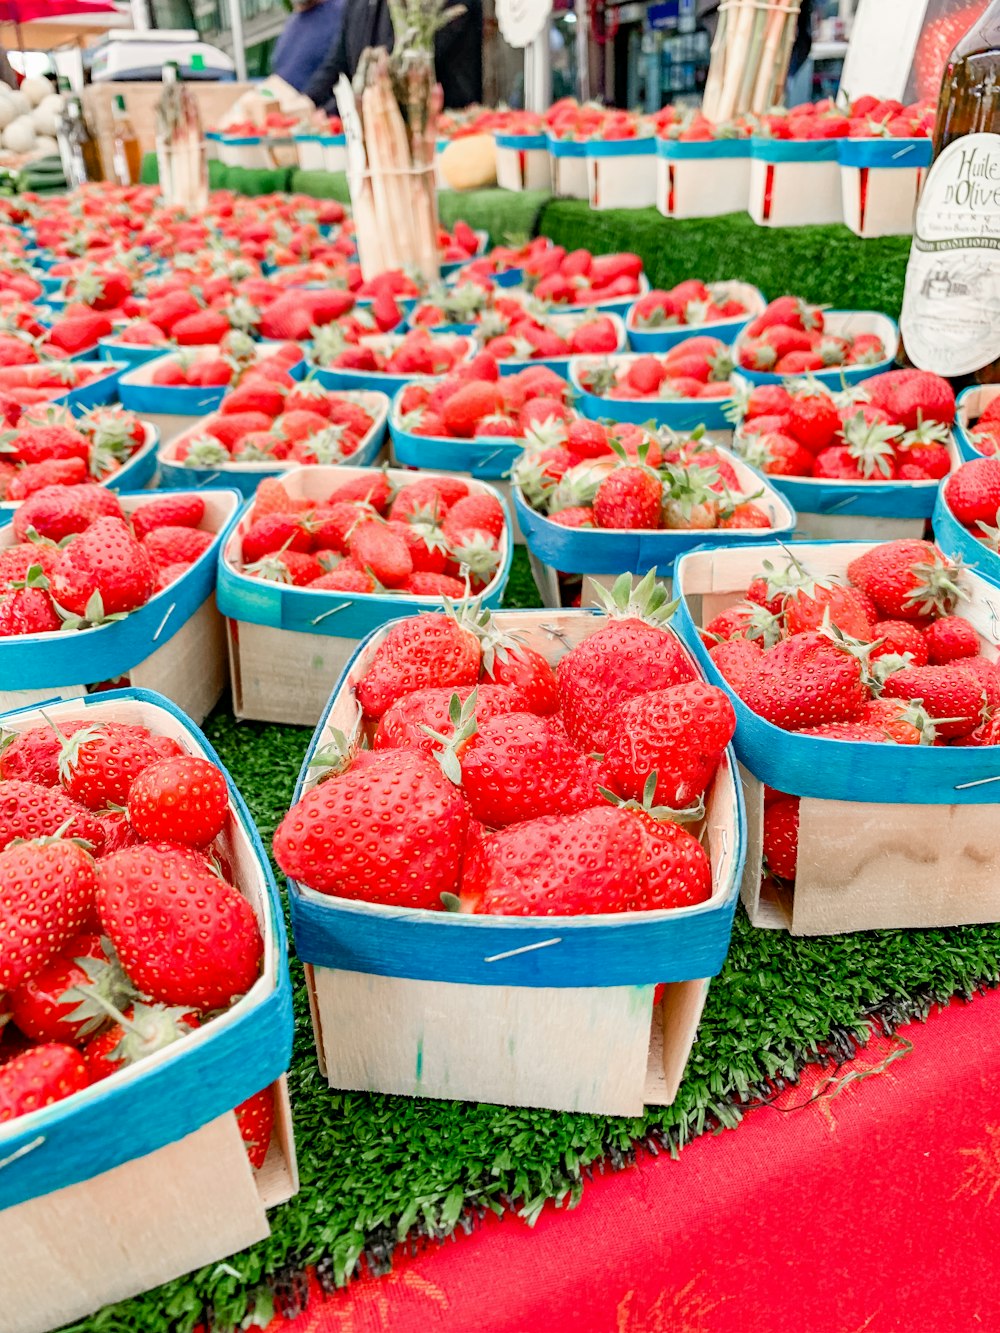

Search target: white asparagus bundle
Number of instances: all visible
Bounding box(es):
[703,0,802,122]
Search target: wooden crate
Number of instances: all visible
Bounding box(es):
[219,464,514,726]
[0,488,239,723]
[674,540,1000,936]
[287,608,744,1115]
[0,692,296,1333]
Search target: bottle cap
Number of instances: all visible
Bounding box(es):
[191,53,205,72]
[114,93,125,111]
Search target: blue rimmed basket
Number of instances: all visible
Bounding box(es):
[626,281,765,354]
[218,463,513,725]
[655,137,752,220]
[954,385,1000,462]
[0,688,296,1329]
[838,137,932,239]
[0,422,159,519]
[118,344,306,418]
[494,131,551,192]
[309,332,474,398]
[673,538,1000,935]
[730,309,898,388]
[748,136,843,227]
[584,136,658,211]
[284,605,744,1115]
[569,353,735,430]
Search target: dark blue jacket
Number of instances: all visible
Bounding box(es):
[271,0,347,94]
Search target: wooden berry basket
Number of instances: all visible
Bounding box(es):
[954,385,1000,463]
[569,355,736,431]
[310,334,475,399]
[0,689,296,1333]
[285,608,745,1116]
[514,444,797,608]
[656,138,752,221]
[747,137,842,228]
[674,540,1000,936]
[218,464,514,726]
[933,485,1000,588]
[625,282,765,355]
[838,137,931,239]
[0,422,160,516]
[546,133,589,199]
[494,131,552,192]
[157,391,389,498]
[585,137,658,211]
[0,488,240,722]
[52,361,127,412]
[730,310,899,388]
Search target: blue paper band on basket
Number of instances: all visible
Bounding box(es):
[569,365,735,431]
[514,488,797,575]
[54,362,126,412]
[0,688,293,1214]
[584,137,657,160]
[547,135,587,158]
[768,473,939,519]
[933,488,1000,589]
[954,386,1000,463]
[390,413,523,479]
[750,136,840,163]
[626,284,765,355]
[495,132,547,152]
[673,543,1000,805]
[216,519,513,638]
[837,138,933,169]
[656,138,752,160]
[0,491,240,688]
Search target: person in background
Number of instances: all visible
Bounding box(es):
[783,0,815,107]
[271,0,348,94]
[305,0,483,112]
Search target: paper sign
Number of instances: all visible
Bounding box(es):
[841,0,989,103]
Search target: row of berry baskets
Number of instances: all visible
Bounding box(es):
[7,397,1000,1330]
[496,130,930,237]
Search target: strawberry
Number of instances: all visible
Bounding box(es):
[82,1001,199,1082]
[9,933,133,1044]
[172,310,232,345]
[242,513,313,564]
[236,1086,275,1169]
[97,845,262,1009]
[142,526,214,569]
[461,806,645,916]
[1,423,90,467]
[557,574,696,751]
[482,643,560,715]
[944,458,1000,527]
[273,749,469,907]
[923,616,980,665]
[309,567,377,593]
[356,609,483,719]
[870,619,929,666]
[206,412,273,450]
[348,521,413,587]
[0,722,91,785]
[325,472,392,512]
[6,457,89,500]
[12,482,123,543]
[0,836,97,991]
[763,798,799,880]
[126,755,229,848]
[441,382,499,438]
[846,541,962,620]
[740,631,870,730]
[708,637,764,692]
[598,682,735,809]
[53,721,161,810]
[0,1043,90,1123]
[51,516,156,622]
[374,684,516,755]
[593,465,661,529]
[0,778,106,852]
[0,571,60,636]
[865,368,955,430]
[783,582,873,638]
[784,392,840,453]
[880,665,984,739]
[459,712,600,826]
[221,382,285,418]
[954,656,1000,714]
[131,495,205,541]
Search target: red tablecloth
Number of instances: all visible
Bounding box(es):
[271,986,1000,1333]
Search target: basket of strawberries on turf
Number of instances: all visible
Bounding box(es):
[0,486,240,720]
[655,114,753,221]
[731,294,897,386]
[837,97,934,239]
[0,690,295,1329]
[158,373,388,498]
[389,356,571,480]
[512,420,796,605]
[953,385,1000,462]
[728,367,957,538]
[218,466,513,725]
[570,335,738,431]
[273,575,744,1114]
[674,536,1000,934]
[933,456,1000,585]
[626,279,765,353]
[0,403,158,506]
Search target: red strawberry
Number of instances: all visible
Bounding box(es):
[784,392,841,454]
[131,495,206,541]
[235,1086,274,1169]
[53,721,161,810]
[870,619,930,666]
[0,836,97,991]
[172,310,232,345]
[97,846,262,1009]
[0,1043,90,1123]
[309,567,377,593]
[374,684,516,755]
[482,644,560,715]
[0,722,91,785]
[273,749,469,907]
[126,756,229,848]
[9,933,131,1044]
[944,458,1000,527]
[880,665,984,739]
[6,457,89,501]
[593,465,661,529]
[348,521,412,587]
[142,526,214,569]
[441,382,499,438]
[708,638,764,693]
[12,483,123,544]
[598,682,735,809]
[783,583,873,638]
[355,611,483,718]
[400,571,468,597]
[0,778,106,852]
[923,616,980,665]
[50,516,156,622]
[460,712,600,826]
[740,632,870,731]
[846,541,962,621]
[325,472,392,512]
[763,798,799,880]
[865,368,955,430]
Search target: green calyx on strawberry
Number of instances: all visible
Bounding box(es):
[591,568,678,627]
[598,768,706,826]
[308,726,365,783]
[310,323,348,365]
[977,508,1000,552]
[839,412,903,479]
[79,996,198,1069]
[183,436,230,468]
[580,360,619,395]
[54,588,130,632]
[58,936,140,1039]
[420,689,481,785]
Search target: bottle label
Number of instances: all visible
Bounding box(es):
[901,132,1000,377]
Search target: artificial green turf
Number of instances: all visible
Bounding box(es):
[66,548,1000,1333]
